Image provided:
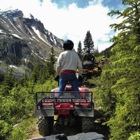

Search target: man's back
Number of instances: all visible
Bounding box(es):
[58,50,82,73]
[83,52,95,62]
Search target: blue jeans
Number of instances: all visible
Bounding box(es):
[57,73,80,98]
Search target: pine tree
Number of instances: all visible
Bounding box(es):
[30,64,39,83]
[2,68,15,95]
[95,0,140,139]
[77,41,83,60]
[93,47,100,57]
[83,31,94,53]
[46,47,56,76]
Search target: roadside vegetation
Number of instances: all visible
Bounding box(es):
[0,0,140,140]
[94,0,140,139]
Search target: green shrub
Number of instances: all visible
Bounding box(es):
[128,132,140,140]
[9,117,36,140]
[0,120,12,139]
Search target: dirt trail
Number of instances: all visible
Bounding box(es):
[28,120,109,140]
[28,125,42,139]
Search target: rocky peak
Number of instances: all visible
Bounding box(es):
[1,9,23,19]
[0,9,63,77]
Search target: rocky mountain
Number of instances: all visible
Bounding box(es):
[0,9,63,77]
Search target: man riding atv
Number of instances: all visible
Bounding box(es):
[82,49,102,80]
[55,39,83,98]
[82,49,96,70]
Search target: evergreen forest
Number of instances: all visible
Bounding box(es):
[0,0,140,140]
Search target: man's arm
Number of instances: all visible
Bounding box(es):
[56,54,62,75]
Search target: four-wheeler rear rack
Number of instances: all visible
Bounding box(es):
[36,91,93,110]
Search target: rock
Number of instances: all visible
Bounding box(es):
[68,132,104,140]
[29,132,104,140]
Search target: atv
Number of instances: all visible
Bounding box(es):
[82,62,102,81]
[34,84,95,136]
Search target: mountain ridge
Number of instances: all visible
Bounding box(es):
[0,9,64,77]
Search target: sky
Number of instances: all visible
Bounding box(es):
[0,0,125,52]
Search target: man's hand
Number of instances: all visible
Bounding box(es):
[54,75,59,81]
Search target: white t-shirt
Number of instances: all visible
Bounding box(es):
[56,50,83,75]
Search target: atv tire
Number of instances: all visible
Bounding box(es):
[38,116,53,136]
[82,117,94,132]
